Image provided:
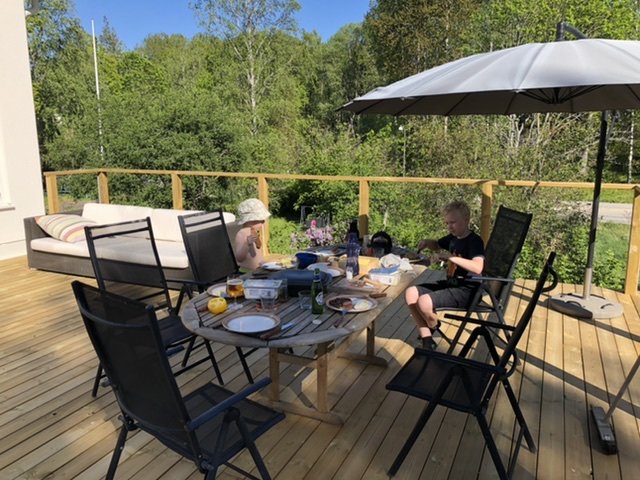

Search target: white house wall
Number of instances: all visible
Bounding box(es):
[0,0,45,259]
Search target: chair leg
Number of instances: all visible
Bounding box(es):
[446,317,469,354]
[236,347,254,384]
[388,399,439,476]
[181,336,197,367]
[106,422,129,480]
[235,415,272,480]
[502,379,536,452]
[204,340,224,384]
[476,412,509,480]
[92,364,103,397]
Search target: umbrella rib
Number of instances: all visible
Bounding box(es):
[625,84,640,104]
[521,85,602,105]
[393,97,424,116]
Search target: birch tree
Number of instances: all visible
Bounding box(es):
[191,0,300,136]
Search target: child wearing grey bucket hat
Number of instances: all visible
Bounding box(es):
[234,198,271,270]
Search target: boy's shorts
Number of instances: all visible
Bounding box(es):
[415,281,478,310]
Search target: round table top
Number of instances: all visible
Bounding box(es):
[181,266,426,349]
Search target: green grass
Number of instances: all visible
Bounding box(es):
[573,189,634,203]
[597,222,630,261]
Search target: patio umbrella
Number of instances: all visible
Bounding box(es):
[341,32,640,320]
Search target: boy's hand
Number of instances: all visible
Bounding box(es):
[432,251,451,262]
[416,239,430,253]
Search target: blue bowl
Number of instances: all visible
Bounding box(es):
[295,252,318,269]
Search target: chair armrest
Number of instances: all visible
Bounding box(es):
[413,347,503,375]
[472,275,515,284]
[187,377,272,430]
[166,278,209,288]
[443,313,516,332]
[23,216,48,242]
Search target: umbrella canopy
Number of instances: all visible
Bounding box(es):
[342,37,640,319]
[342,39,640,116]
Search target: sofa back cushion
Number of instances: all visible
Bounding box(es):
[150,208,201,242]
[82,203,154,225]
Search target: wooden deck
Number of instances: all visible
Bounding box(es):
[1,255,640,479]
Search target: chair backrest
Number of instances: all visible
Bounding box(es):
[483,206,533,300]
[85,218,173,309]
[72,281,201,456]
[496,252,557,372]
[179,210,239,286]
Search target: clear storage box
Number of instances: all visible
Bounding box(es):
[368,269,401,286]
[243,279,283,300]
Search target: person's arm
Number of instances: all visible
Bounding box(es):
[432,234,484,274]
[446,254,484,275]
[416,238,440,253]
[234,228,257,263]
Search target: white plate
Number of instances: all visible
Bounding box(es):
[262,261,285,271]
[332,278,377,292]
[325,294,377,313]
[207,283,228,297]
[222,313,280,334]
[306,263,343,278]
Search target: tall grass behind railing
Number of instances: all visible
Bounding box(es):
[43,168,640,296]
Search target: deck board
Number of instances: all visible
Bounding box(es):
[1,256,640,479]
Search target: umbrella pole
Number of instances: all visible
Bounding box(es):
[549,110,623,319]
[582,111,609,299]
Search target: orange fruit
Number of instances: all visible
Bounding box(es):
[207,297,228,314]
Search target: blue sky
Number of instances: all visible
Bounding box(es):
[73,0,371,50]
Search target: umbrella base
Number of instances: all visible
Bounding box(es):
[549,293,623,319]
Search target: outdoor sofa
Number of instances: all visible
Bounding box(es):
[24,202,238,283]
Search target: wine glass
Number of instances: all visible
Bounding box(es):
[226,274,244,311]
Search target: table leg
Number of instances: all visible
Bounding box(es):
[316,343,328,413]
[338,321,388,366]
[261,344,344,424]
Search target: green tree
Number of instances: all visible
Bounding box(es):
[191,0,301,136]
[364,0,482,82]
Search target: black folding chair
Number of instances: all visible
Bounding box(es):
[179,210,255,384]
[84,218,223,397]
[387,252,557,479]
[72,281,284,480]
[443,206,533,355]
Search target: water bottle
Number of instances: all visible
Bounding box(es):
[346,220,360,277]
[311,268,324,314]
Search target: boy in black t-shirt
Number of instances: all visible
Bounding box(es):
[405,201,485,350]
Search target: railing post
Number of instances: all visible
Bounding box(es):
[257,176,270,254]
[97,171,110,204]
[359,179,370,238]
[45,174,60,213]
[480,181,493,243]
[625,185,640,295]
[171,173,183,210]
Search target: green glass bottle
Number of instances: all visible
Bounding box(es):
[311,268,324,314]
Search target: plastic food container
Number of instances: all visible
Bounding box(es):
[368,269,401,286]
[243,279,283,300]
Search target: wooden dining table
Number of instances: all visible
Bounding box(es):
[181,264,427,424]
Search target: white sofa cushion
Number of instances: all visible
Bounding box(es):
[31,237,90,257]
[31,236,189,269]
[82,203,153,224]
[150,208,201,242]
[95,238,189,269]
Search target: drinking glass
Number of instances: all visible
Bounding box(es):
[259,289,277,311]
[226,274,244,311]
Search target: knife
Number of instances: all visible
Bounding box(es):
[260,319,297,339]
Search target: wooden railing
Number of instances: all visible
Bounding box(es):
[43,168,640,296]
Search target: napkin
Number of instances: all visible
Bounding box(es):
[379,253,413,272]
